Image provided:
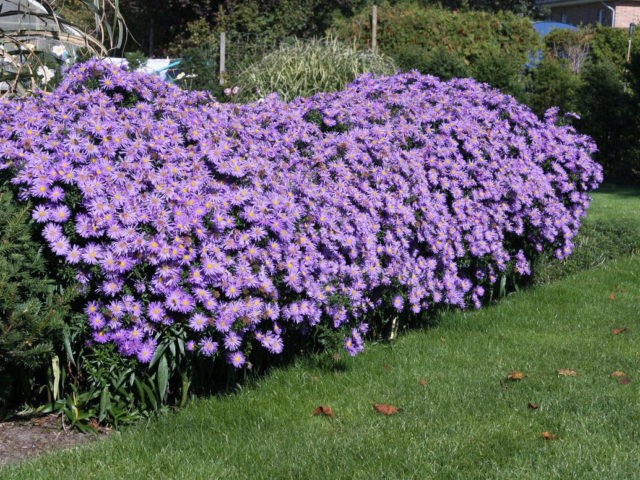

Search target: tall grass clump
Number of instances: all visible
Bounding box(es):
[237,37,397,101]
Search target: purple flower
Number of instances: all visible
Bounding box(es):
[199,337,218,357]
[392,295,404,312]
[223,331,242,351]
[228,351,246,368]
[189,313,208,332]
[0,60,601,367]
[31,205,49,222]
[137,339,157,363]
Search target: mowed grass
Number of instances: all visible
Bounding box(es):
[3,185,640,479]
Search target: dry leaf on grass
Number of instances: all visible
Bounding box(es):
[610,371,626,378]
[541,431,557,440]
[611,327,628,335]
[557,369,577,377]
[608,293,616,300]
[528,402,539,410]
[373,403,400,415]
[618,377,632,385]
[312,406,334,417]
[507,371,526,381]
[418,378,427,386]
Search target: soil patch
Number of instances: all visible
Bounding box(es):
[0,414,106,466]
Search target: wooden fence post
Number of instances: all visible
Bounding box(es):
[219,30,226,85]
[371,4,378,51]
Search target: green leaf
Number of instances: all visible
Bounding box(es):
[157,356,169,402]
[148,342,167,369]
[98,386,110,422]
[63,326,76,367]
[51,355,60,401]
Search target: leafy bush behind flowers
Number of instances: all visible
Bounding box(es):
[0,61,601,411]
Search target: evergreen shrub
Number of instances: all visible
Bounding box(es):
[0,182,76,417]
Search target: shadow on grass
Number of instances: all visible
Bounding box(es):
[594,182,640,197]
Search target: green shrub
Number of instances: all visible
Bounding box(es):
[469,45,525,96]
[0,184,77,417]
[522,58,581,118]
[589,25,640,74]
[574,59,636,180]
[237,37,397,101]
[333,2,538,87]
[395,45,470,80]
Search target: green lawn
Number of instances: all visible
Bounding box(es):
[3,186,639,479]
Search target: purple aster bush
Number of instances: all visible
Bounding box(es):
[0,60,601,374]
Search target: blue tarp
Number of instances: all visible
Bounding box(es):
[533,21,578,37]
[526,22,579,68]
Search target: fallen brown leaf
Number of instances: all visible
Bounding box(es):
[541,431,557,440]
[373,403,400,415]
[87,418,100,433]
[418,378,427,386]
[507,371,526,381]
[612,327,628,335]
[383,365,393,372]
[439,336,446,343]
[608,293,616,300]
[312,405,334,417]
[528,402,539,410]
[557,369,577,377]
[610,371,626,378]
[618,377,632,385]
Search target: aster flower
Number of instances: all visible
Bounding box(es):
[137,339,157,363]
[147,302,166,323]
[199,337,218,357]
[0,60,601,368]
[223,331,242,351]
[260,333,283,354]
[228,351,246,368]
[93,330,110,344]
[189,313,208,332]
[31,205,49,222]
[391,295,404,312]
[42,223,63,242]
